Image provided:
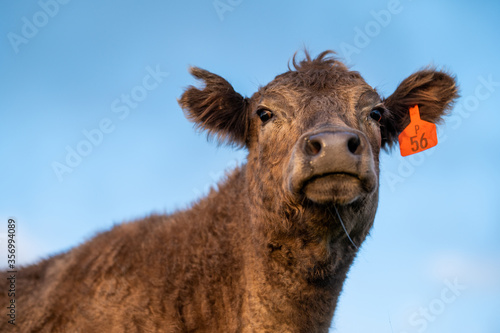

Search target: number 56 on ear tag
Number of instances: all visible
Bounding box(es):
[398,105,438,157]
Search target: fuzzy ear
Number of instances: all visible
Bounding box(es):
[178,67,249,147]
[381,69,459,148]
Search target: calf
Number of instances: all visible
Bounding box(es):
[2,50,457,332]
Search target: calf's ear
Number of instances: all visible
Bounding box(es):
[381,69,459,149]
[178,67,249,147]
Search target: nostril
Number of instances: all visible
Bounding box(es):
[304,138,322,156]
[347,135,361,155]
[303,131,363,158]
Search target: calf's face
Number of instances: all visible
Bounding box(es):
[179,51,457,222]
[250,68,382,207]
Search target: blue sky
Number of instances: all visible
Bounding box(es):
[1,0,499,332]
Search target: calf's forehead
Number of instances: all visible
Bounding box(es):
[253,69,378,126]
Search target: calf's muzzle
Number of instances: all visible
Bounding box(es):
[288,127,377,205]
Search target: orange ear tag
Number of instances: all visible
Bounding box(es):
[398,105,438,157]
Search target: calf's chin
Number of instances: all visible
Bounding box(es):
[303,174,367,205]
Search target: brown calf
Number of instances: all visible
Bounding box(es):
[2,50,458,332]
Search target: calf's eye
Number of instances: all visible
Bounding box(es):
[369,109,383,123]
[256,109,273,123]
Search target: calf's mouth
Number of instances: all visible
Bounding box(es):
[302,172,371,205]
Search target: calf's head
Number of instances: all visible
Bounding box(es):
[179,51,457,237]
